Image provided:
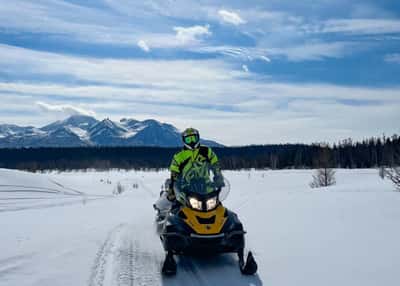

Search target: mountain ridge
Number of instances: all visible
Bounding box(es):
[0,116,223,148]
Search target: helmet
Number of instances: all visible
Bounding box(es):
[182,128,200,149]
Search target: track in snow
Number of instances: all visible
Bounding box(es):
[0,254,34,278]
[0,177,137,212]
[0,184,111,212]
[88,224,163,286]
[88,222,262,286]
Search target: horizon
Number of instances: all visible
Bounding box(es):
[0,1,400,145]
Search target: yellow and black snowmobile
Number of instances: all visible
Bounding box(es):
[155,164,257,275]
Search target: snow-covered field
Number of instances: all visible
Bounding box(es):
[0,168,399,286]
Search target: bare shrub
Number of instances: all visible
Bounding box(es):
[113,182,124,195]
[310,168,336,188]
[383,150,400,191]
[384,167,400,191]
[310,147,336,188]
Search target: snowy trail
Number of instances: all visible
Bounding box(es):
[88,223,163,286]
[87,223,262,286]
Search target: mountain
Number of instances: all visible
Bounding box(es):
[0,115,223,148]
[125,120,182,147]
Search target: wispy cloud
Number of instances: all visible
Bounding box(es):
[218,10,246,25]
[194,41,351,62]
[193,46,272,63]
[36,101,96,117]
[384,53,400,64]
[260,56,271,62]
[321,19,400,35]
[0,0,140,45]
[267,42,353,61]
[0,44,231,86]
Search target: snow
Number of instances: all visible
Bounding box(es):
[121,131,139,138]
[0,168,399,286]
[121,125,148,139]
[67,127,90,141]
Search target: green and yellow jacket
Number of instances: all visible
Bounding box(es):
[168,145,221,198]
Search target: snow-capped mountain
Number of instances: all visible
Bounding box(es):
[0,116,223,148]
[41,115,98,132]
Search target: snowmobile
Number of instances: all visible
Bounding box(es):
[153,163,257,276]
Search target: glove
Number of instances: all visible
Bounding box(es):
[213,175,225,189]
[166,189,176,201]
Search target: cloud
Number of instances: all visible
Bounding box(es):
[267,42,352,61]
[0,0,141,45]
[194,46,271,62]
[137,40,150,52]
[194,42,350,62]
[173,25,211,45]
[242,64,249,73]
[384,53,400,64]
[218,9,246,25]
[0,44,231,86]
[36,101,96,117]
[260,56,271,62]
[322,19,400,35]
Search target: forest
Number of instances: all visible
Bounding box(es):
[0,134,399,171]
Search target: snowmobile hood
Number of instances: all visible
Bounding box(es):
[181,205,227,235]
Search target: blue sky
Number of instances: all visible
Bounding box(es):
[0,0,399,145]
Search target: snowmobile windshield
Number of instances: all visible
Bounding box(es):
[174,162,230,206]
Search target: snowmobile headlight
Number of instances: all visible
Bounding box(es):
[206,197,217,210]
[189,197,202,210]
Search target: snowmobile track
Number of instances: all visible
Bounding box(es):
[88,224,125,286]
[116,230,162,286]
[0,254,33,278]
[88,224,162,286]
[49,179,85,195]
[0,183,113,212]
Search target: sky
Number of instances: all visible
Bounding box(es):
[0,0,399,145]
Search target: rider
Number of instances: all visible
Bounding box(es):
[167,128,224,202]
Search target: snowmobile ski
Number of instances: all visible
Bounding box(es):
[161,251,177,275]
[239,250,258,275]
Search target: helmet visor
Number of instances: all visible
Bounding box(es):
[184,134,199,144]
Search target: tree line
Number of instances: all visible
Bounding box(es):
[0,134,398,171]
